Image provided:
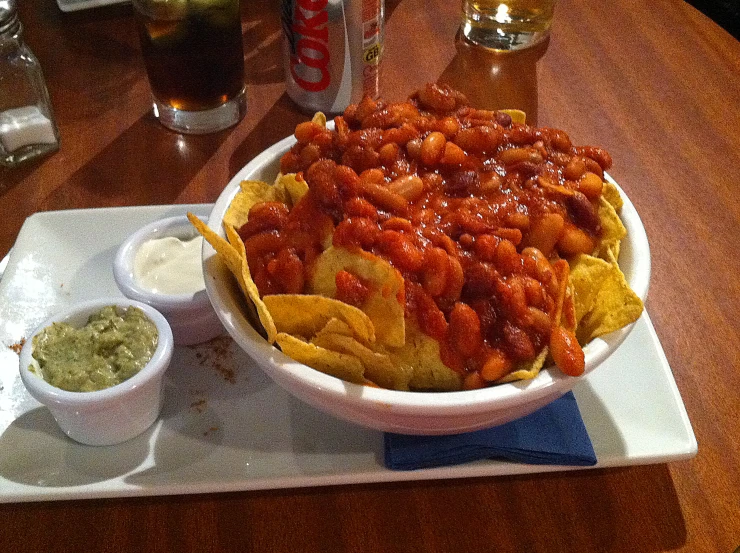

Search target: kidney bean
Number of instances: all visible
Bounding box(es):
[421,247,450,297]
[524,212,564,257]
[547,128,572,151]
[474,234,499,262]
[583,157,604,179]
[342,145,380,174]
[575,145,612,170]
[525,306,552,337]
[381,217,414,233]
[459,233,475,249]
[334,164,361,199]
[463,372,486,390]
[446,169,479,194]
[344,198,379,221]
[506,275,530,321]
[454,126,503,154]
[479,171,503,194]
[294,121,323,144]
[422,228,458,255]
[361,102,420,129]
[239,202,290,239]
[332,217,380,249]
[492,227,523,246]
[563,157,587,181]
[548,151,572,167]
[495,111,513,127]
[441,141,466,165]
[411,208,436,226]
[421,132,447,165]
[335,270,370,307]
[506,211,531,230]
[557,223,596,255]
[443,255,465,301]
[377,230,424,272]
[360,168,385,184]
[577,171,604,200]
[550,326,585,376]
[464,261,498,298]
[521,247,555,284]
[494,239,522,275]
[299,143,322,165]
[381,123,419,147]
[244,230,285,264]
[435,116,460,137]
[358,179,409,214]
[406,137,422,160]
[498,147,543,166]
[271,247,305,294]
[566,191,601,234]
[449,302,483,357]
[386,174,424,201]
[417,82,458,112]
[413,284,448,340]
[378,142,400,166]
[504,124,536,145]
[354,96,378,124]
[503,321,536,361]
[480,348,514,381]
[522,276,547,308]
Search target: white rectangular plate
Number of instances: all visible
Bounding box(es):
[0,205,697,503]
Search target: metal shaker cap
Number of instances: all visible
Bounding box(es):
[0,0,20,36]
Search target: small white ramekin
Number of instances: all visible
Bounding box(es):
[113,210,223,346]
[19,298,174,446]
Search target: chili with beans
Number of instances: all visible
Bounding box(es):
[239,83,613,384]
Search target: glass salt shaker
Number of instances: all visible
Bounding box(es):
[0,0,60,167]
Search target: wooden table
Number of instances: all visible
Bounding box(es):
[2,0,739,551]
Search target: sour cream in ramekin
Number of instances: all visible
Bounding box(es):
[113,210,223,346]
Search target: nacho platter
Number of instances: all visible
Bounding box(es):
[0,195,696,503]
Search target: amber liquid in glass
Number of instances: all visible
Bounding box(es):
[462,0,555,50]
[135,1,245,112]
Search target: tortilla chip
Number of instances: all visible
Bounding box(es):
[224,222,277,343]
[312,331,412,391]
[277,173,309,206]
[569,254,644,343]
[496,346,550,383]
[224,180,288,230]
[188,213,277,343]
[601,179,623,211]
[275,332,365,384]
[593,196,627,261]
[314,317,354,338]
[310,246,405,347]
[392,322,463,391]
[312,112,327,127]
[500,109,526,124]
[263,294,376,344]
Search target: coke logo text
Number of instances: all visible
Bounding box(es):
[290,0,331,92]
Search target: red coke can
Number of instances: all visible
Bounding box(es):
[281,0,384,114]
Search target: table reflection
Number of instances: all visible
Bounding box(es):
[440,31,549,125]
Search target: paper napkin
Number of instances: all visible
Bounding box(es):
[384,391,597,470]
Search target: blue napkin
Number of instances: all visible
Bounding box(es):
[384,391,596,470]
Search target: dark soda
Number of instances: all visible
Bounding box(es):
[134,0,245,112]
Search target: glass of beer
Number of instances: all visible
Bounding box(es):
[461,0,556,51]
[133,0,246,134]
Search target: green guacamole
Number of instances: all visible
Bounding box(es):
[31,305,159,392]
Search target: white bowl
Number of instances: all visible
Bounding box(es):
[113,209,223,346]
[204,135,651,435]
[19,298,174,446]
